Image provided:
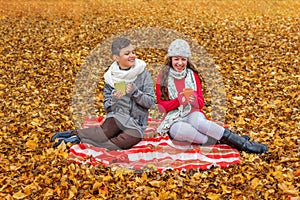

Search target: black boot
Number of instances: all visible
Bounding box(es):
[220,128,268,154]
[241,135,251,141]
[202,136,219,146]
[203,135,250,146]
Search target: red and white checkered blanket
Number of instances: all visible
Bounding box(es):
[68,117,241,172]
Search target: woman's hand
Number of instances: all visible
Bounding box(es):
[189,94,196,102]
[178,92,188,107]
[189,91,199,107]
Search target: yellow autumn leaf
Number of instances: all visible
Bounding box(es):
[232,96,244,100]
[92,181,103,190]
[207,193,220,200]
[68,190,75,199]
[25,140,38,150]
[221,184,231,194]
[44,188,54,197]
[102,175,112,182]
[149,180,162,188]
[58,151,69,159]
[251,177,260,189]
[141,172,148,182]
[13,191,29,199]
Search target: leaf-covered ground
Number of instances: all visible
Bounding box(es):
[0,0,299,199]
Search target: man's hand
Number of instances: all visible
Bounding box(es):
[113,90,125,99]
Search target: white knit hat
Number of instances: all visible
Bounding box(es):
[167,39,191,58]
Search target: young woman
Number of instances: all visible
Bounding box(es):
[156,39,268,154]
[51,38,156,150]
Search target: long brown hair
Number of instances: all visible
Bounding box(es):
[159,57,200,100]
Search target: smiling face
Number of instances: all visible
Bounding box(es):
[171,56,188,72]
[114,44,136,69]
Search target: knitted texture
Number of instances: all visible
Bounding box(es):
[168,39,191,58]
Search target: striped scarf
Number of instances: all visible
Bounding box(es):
[157,68,196,134]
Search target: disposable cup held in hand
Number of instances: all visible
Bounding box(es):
[183,88,194,101]
[114,81,126,94]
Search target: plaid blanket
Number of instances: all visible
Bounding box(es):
[68,117,241,172]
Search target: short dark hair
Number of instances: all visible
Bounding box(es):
[111,38,131,56]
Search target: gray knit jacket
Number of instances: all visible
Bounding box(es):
[103,70,155,137]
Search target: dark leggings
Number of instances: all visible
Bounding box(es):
[77,118,142,150]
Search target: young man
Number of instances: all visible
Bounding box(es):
[51,38,155,150]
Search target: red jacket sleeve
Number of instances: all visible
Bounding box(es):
[192,72,205,109]
[155,71,205,113]
[156,73,180,113]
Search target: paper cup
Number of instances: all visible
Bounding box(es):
[183,88,194,100]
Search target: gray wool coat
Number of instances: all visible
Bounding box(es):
[103,69,155,137]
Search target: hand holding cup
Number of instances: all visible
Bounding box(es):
[182,88,194,101]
